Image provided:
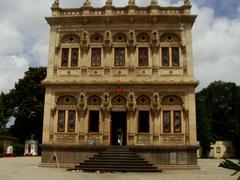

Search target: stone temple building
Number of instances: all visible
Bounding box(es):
[41,0,199,170]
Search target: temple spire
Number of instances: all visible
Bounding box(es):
[184,0,191,5]
[105,0,112,6]
[83,0,91,6]
[151,0,158,5]
[52,0,59,7]
[128,0,135,5]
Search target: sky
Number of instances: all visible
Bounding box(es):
[0,0,240,93]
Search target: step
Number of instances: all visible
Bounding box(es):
[84,159,149,163]
[82,161,150,165]
[93,154,141,158]
[76,164,156,168]
[69,167,161,172]
[89,157,145,161]
[70,147,162,173]
[98,152,135,155]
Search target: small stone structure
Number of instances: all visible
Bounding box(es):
[24,140,38,156]
[6,146,13,154]
[209,141,235,159]
[0,136,18,154]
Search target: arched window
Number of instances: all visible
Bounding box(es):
[56,95,77,132]
[161,95,183,133]
[60,34,80,67]
[160,33,181,67]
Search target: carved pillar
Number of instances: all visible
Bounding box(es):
[77,93,87,144]
[101,93,111,144]
[103,31,112,68]
[150,29,160,72]
[127,93,136,145]
[127,30,136,71]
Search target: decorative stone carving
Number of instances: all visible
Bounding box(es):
[127,93,136,114]
[103,30,112,51]
[55,38,61,53]
[151,0,158,5]
[77,93,87,117]
[83,0,91,6]
[80,31,90,51]
[105,0,112,6]
[102,93,111,117]
[151,93,160,116]
[150,29,160,49]
[127,30,136,50]
[52,0,59,7]
[128,0,135,5]
[184,0,191,5]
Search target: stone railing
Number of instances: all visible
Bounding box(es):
[56,6,187,17]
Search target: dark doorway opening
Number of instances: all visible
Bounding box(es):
[111,112,127,145]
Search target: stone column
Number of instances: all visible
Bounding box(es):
[188,89,197,145]
[42,88,54,144]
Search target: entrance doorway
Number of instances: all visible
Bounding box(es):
[111,112,127,145]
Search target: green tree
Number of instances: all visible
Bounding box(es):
[0,92,7,135]
[5,67,46,143]
[219,159,240,180]
[196,81,240,157]
[196,90,213,157]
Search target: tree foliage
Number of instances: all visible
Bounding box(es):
[219,159,240,180]
[5,67,46,143]
[0,92,7,135]
[196,81,240,157]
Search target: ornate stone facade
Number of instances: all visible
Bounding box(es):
[41,0,199,169]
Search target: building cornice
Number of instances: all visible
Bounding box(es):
[42,79,199,87]
[46,5,196,27]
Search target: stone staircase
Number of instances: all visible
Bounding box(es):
[69,146,161,172]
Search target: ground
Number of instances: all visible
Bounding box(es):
[0,157,236,180]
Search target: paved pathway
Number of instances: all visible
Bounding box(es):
[0,157,237,180]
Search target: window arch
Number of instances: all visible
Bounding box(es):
[161,95,183,134]
[60,34,80,67]
[62,34,80,44]
[137,95,151,105]
[88,95,102,105]
[90,33,104,43]
[112,95,127,105]
[160,33,181,67]
[57,95,77,105]
[113,33,127,43]
[56,95,77,133]
[161,95,183,106]
[137,33,150,43]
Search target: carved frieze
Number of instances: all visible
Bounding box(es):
[55,133,77,144]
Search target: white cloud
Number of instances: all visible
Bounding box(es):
[31,43,49,66]
[192,3,240,90]
[0,20,24,56]
[0,55,29,93]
